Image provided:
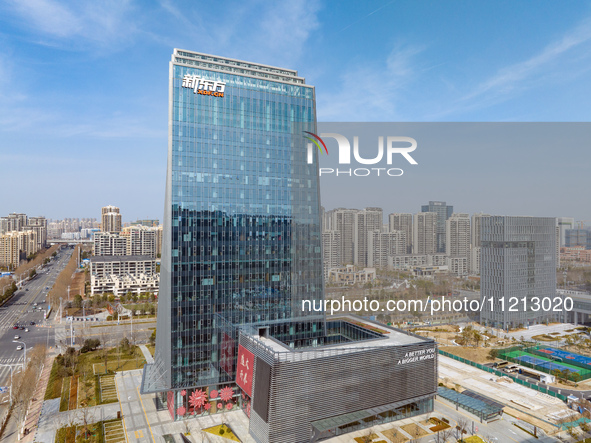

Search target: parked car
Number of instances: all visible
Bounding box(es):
[24,328,29,332]
[14,335,19,340]
[12,325,18,329]
[16,345,23,351]
[30,321,35,325]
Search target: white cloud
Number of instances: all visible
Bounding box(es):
[318,43,425,121]
[4,0,137,49]
[439,17,591,117]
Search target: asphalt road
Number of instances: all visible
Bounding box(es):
[54,319,156,353]
[0,248,73,396]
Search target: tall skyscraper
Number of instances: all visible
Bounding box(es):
[388,213,413,253]
[101,205,122,233]
[421,201,453,253]
[142,50,324,416]
[480,216,556,329]
[354,207,383,267]
[413,212,437,255]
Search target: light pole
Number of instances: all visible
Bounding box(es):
[130,307,133,345]
[67,285,70,302]
[12,340,27,370]
[0,364,21,406]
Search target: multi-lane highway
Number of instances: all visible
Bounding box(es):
[0,248,73,395]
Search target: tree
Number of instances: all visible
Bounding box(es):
[80,338,101,353]
[74,294,83,308]
[560,369,572,384]
[487,349,499,360]
[455,417,469,441]
[572,372,582,387]
[150,329,156,346]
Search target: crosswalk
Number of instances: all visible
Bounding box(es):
[0,357,24,365]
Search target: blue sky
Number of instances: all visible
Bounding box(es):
[1,0,591,221]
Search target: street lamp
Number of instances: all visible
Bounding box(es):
[0,364,21,406]
[12,340,27,370]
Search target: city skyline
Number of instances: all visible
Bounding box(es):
[2,2,591,219]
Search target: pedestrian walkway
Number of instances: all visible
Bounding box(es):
[138,346,154,364]
[20,355,54,443]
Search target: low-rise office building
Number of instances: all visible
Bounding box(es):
[237,317,437,443]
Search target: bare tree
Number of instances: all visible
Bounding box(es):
[455,417,469,441]
[78,405,96,439]
[99,329,111,374]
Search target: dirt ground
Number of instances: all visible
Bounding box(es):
[439,346,500,364]
[70,271,86,298]
[503,407,559,436]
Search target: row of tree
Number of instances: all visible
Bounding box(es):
[7,345,47,438]
[13,245,59,278]
[48,246,80,309]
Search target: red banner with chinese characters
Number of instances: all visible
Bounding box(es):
[236,345,254,396]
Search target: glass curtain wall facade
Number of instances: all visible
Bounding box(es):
[144,49,325,419]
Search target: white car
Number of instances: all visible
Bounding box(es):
[16,345,23,351]
[24,328,29,332]
[14,335,20,340]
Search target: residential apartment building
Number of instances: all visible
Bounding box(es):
[367,230,406,268]
[0,230,38,268]
[413,212,437,255]
[121,225,158,258]
[327,208,358,265]
[354,208,383,267]
[421,201,453,253]
[470,213,490,275]
[446,213,470,275]
[388,213,413,253]
[93,232,128,256]
[322,230,341,279]
[556,217,575,247]
[101,205,122,233]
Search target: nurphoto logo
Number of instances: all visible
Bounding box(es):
[305,132,418,177]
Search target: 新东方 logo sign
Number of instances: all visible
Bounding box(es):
[182,74,226,97]
[305,132,418,177]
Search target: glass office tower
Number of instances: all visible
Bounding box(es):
[141,49,325,418]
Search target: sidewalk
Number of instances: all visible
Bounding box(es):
[20,355,54,443]
[138,345,154,364]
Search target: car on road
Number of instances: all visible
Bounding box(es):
[12,325,18,329]
[14,335,19,340]
[26,289,28,291]
[16,346,23,351]
[24,328,29,332]
[19,327,24,330]
[30,321,35,325]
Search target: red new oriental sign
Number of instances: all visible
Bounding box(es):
[236,345,254,396]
